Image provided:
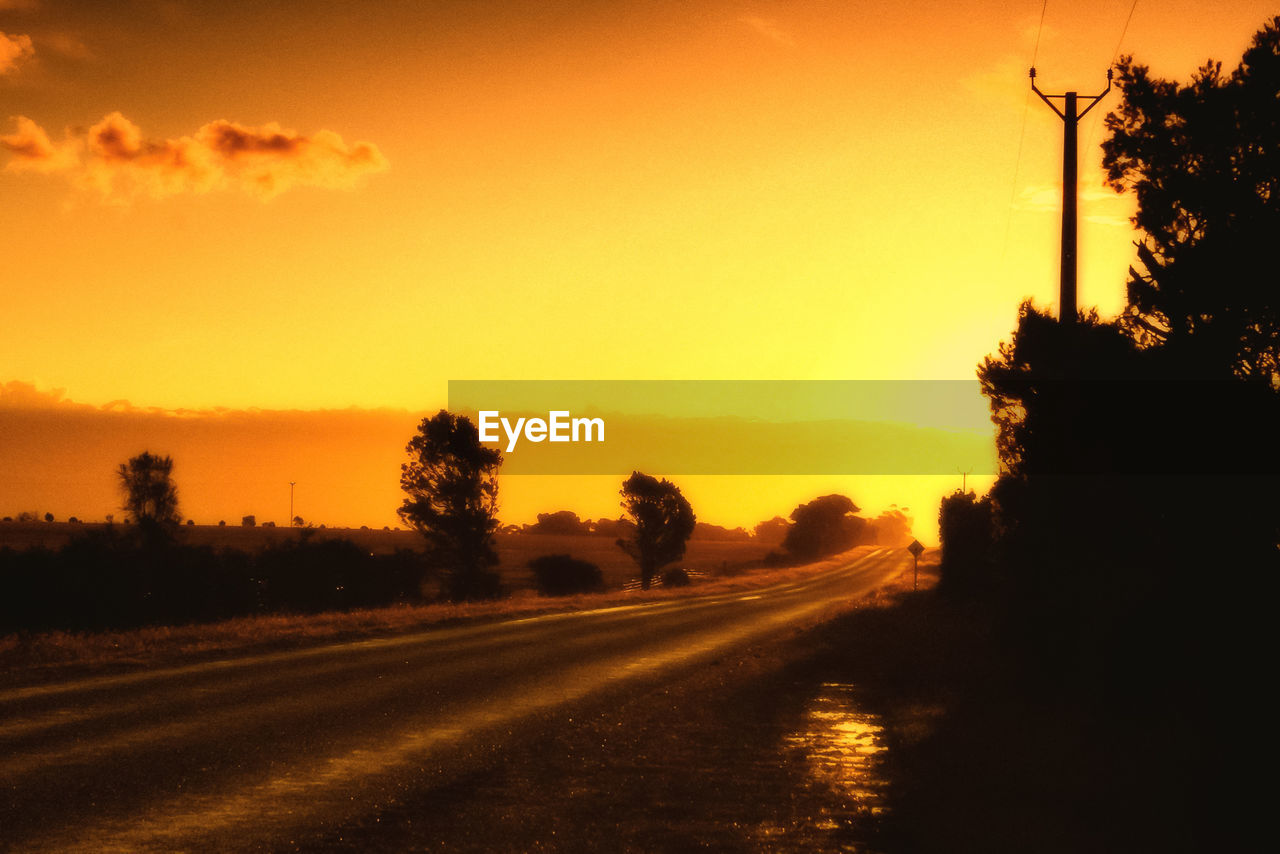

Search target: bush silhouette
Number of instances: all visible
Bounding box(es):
[660,567,691,587]
[529,554,604,596]
[0,527,428,633]
[937,490,995,596]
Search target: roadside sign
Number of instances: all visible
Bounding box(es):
[907,539,924,590]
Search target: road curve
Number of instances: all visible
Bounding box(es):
[0,548,906,852]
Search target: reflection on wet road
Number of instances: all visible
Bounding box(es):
[757,681,886,852]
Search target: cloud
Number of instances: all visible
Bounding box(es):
[1014,182,1120,211]
[0,1,39,12]
[1,112,389,201]
[37,32,93,61]
[1,116,79,171]
[0,31,34,73]
[962,55,1031,109]
[0,380,91,411]
[1083,213,1133,228]
[739,15,795,48]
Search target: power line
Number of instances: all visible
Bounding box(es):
[1001,90,1034,262]
[1109,0,1140,65]
[1000,1,1050,263]
[1084,0,1140,161]
[1031,0,1050,66]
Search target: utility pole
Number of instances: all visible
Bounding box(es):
[1030,67,1112,325]
[958,466,972,493]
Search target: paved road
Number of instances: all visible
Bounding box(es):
[0,548,906,852]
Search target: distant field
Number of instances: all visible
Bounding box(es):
[0,522,418,555]
[0,522,771,594]
[494,532,771,591]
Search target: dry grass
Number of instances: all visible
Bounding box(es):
[0,545,906,684]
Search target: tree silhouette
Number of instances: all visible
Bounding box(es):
[978,301,1147,478]
[616,471,695,590]
[117,452,180,527]
[398,410,503,601]
[782,494,867,560]
[1103,16,1280,385]
[967,19,1280,700]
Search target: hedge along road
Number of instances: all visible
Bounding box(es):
[0,547,907,852]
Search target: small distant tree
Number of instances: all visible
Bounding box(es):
[526,510,589,536]
[589,516,635,538]
[870,506,914,548]
[398,410,503,601]
[44,512,54,523]
[242,515,256,527]
[116,452,180,526]
[752,516,791,545]
[293,515,305,527]
[616,472,696,590]
[691,522,752,541]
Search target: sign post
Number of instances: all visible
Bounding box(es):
[907,539,925,591]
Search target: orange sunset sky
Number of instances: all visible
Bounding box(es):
[2,1,1275,534]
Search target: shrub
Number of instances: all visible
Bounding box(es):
[762,550,790,567]
[529,554,605,596]
[937,489,995,596]
[660,567,691,587]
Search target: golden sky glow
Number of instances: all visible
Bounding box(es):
[2,1,1276,532]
